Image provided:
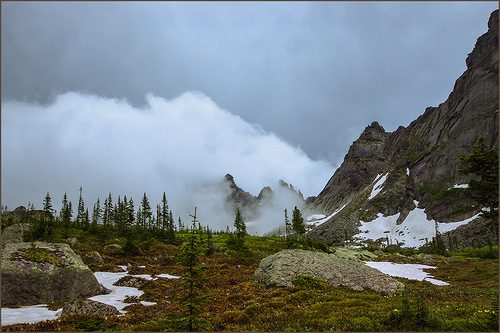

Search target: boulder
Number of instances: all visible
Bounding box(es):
[1,242,106,306]
[254,249,403,295]
[113,275,147,289]
[103,243,123,255]
[1,223,31,246]
[83,251,104,264]
[64,237,78,247]
[62,298,120,317]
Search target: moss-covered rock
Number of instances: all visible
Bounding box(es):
[1,242,106,306]
[254,249,403,295]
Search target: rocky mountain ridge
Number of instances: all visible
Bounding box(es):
[307,9,498,247]
[223,173,305,221]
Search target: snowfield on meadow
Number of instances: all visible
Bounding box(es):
[364,261,449,286]
[0,266,180,326]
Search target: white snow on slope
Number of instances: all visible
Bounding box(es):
[365,261,449,286]
[306,214,326,222]
[306,203,348,227]
[354,200,481,248]
[368,173,388,200]
[1,267,180,326]
[449,183,469,189]
[406,168,410,176]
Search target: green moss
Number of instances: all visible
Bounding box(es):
[19,247,65,266]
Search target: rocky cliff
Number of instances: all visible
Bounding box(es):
[308,10,498,247]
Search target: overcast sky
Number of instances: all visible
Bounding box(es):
[1,2,497,220]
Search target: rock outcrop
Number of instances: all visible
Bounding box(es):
[308,10,498,246]
[1,223,31,246]
[254,249,403,295]
[1,242,106,306]
[61,298,120,318]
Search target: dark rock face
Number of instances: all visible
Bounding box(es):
[1,242,106,306]
[224,173,259,213]
[309,10,498,246]
[62,298,120,317]
[254,249,403,295]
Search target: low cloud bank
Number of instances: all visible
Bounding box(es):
[2,91,334,233]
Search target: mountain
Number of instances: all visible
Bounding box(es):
[307,10,498,248]
[223,174,305,221]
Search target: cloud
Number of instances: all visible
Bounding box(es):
[2,91,334,232]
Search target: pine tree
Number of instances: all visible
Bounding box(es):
[156,204,162,231]
[83,208,90,229]
[43,192,54,216]
[177,207,209,331]
[141,193,152,229]
[291,206,306,236]
[103,193,113,227]
[127,197,135,227]
[234,207,246,242]
[167,209,176,242]
[460,137,499,242]
[41,192,55,241]
[60,193,72,237]
[92,198,101,226]
[76,186,85,227]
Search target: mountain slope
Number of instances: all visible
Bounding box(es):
[308,10,498,247]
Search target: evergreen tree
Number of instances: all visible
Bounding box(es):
[127,197,135,227]
[92,198,101,226]
[43,192,55,216]
[156,204,163,231]
[460,137,499,241]
[178,207,209,331]
[161,192,169,230]
[76,186,85,227]
[136,208,143,229]
[178,216,184,232]
[60,193,72,237]
[103,193,113,227]
[234,207,246,241]
[284,208,292,248]
[83,208,90,229]
[291,206,306,236]
[141,193,152,228]
[166,209,176,242]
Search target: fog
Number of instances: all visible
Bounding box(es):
[2,91,334,233]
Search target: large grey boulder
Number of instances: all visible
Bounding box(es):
[254,249,403,295]
[1,223,31,246]
[61,298,120,318]
[1,242,106,306]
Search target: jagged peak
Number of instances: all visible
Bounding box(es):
[357,121,387,142]
[224,173,235,183]
[257,186,273,200]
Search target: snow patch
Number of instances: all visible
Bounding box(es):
[306,214,326,222]
[90,271,142,312]
[1,305,62,326]
[354,201,481,248]
[364,261,449,286]
[1,266,180,326]
[448,183,469,190]
[156,273,181,279]
[368,173,388,200]
[306,203,348,227]
[406,168,410,176]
